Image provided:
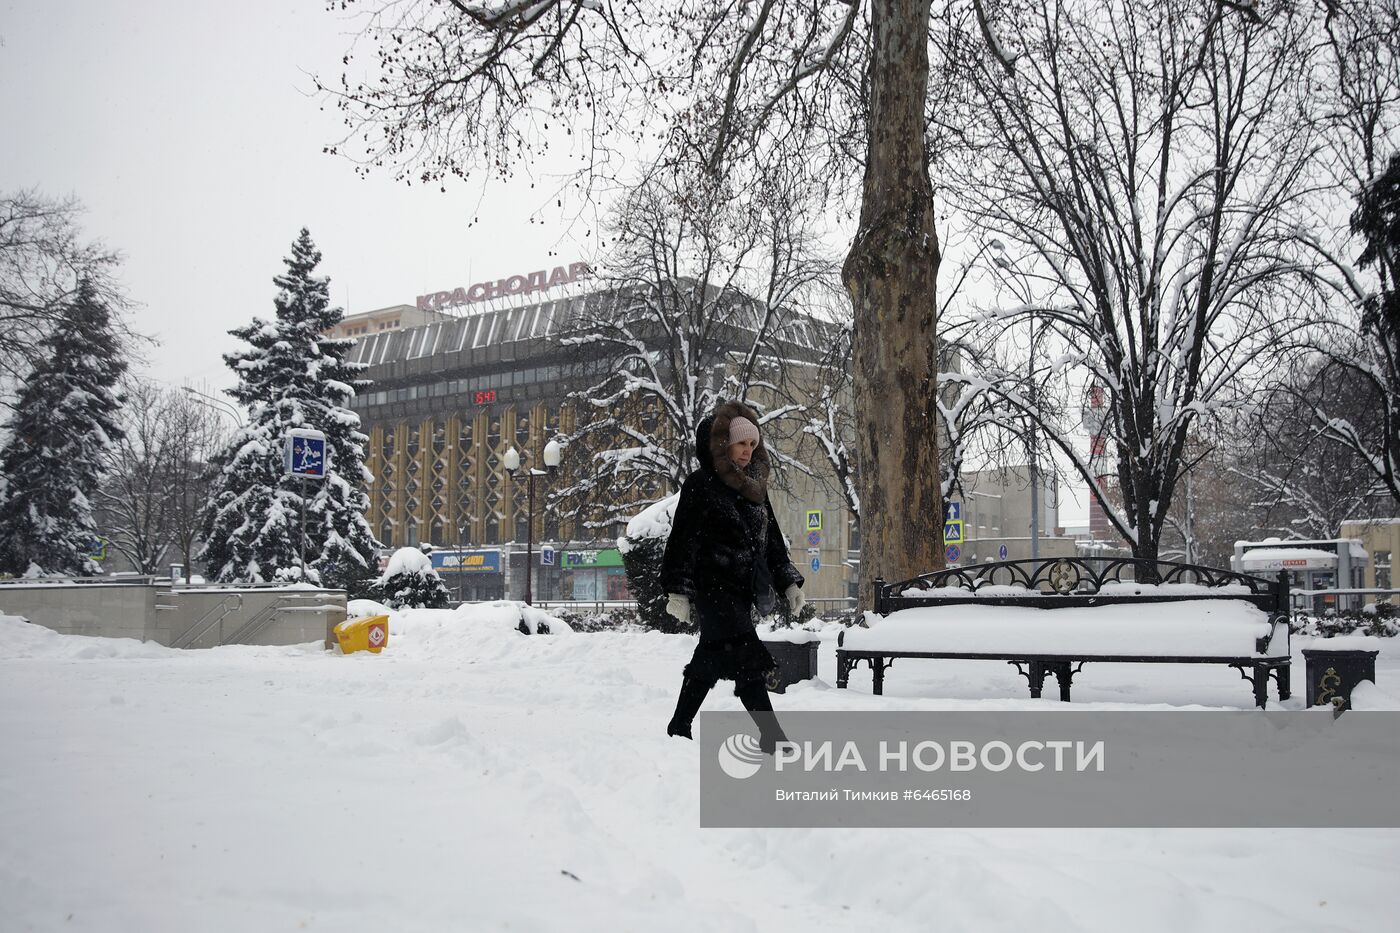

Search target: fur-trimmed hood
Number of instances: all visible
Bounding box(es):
[694,400,769,504]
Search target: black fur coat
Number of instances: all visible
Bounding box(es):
[660,401,804,641]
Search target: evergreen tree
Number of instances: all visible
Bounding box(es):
[0,278,126,576]
[200,229,378,584]
[369,547,452,609]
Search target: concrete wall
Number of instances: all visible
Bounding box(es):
[0,584,160,641]
[0,584,346,649]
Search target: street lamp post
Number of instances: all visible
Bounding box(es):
[456,524,469,604]
[180,385,245,426]
[504,438,561,605]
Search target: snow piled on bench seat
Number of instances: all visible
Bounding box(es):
[899,581,1255,598]
[847,600,1285,658]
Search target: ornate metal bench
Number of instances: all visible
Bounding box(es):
[836,558,1292,709]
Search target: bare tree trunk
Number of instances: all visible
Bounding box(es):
[843,0,943,605]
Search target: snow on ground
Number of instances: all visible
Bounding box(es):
[2,608,1398,932]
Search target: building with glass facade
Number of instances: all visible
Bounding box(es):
[341,286,860,603]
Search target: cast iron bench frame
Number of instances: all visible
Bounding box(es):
[835,558,1292,709]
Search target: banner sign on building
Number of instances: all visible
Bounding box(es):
[431,549,502,574]
[563,548,624,569]
[417,262,593,311]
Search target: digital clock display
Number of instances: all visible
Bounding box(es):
[474,389,497,405]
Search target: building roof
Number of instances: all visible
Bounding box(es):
[1237,547,1340,568]
[344,282,835,371]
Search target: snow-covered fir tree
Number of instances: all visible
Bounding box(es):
[369,547,451,609]
[0,278,126,576]
[199,229,378,586]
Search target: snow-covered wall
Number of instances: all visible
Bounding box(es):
[0,584,347,648]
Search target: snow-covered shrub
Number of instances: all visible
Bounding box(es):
[1291,602,1399,639]
[369,547,452,610]
[548,605,645,633]
[272,564,322,586]
[619,493,692,634]
[620,535,678,631]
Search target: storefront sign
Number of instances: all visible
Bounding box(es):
[563,548,624,569]
[431,549,502,574]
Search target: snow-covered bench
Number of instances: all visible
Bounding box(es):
[836,559,1292,708]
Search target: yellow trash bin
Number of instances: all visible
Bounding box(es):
[335,615,390,654]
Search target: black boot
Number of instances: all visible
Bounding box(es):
[667,676,713,740]
[735,681,789,755]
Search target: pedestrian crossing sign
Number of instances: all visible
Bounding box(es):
[943,520,964,545]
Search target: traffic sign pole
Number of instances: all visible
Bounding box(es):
[284,429,329,583]
[300,477,309,581]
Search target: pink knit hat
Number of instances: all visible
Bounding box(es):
[728,415,761,446]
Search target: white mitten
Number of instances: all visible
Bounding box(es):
[666,593,692,624]
[785,584,805,616]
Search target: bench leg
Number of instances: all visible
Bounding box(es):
[1230,663,1270,709]
[1052,662,1075,702]
[1274,664,1291,702]
[1014,661,1049,699]
[836,652,852,689]
[872,657,886,696]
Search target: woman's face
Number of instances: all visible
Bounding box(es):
[729,437,757,469]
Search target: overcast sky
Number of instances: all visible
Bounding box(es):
[1,1,1091,525]
[1,0,595,392]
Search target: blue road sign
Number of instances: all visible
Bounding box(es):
[946,544,961,563]
[284,430,328,479]
[946,501,961,521]
[810,556,821,572]
[807,530,821,546]
[998,544,1009,561]
[541,546,555,567]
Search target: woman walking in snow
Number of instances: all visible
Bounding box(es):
[660,400,805,753]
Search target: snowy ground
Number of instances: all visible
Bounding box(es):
[2,607,1399,933]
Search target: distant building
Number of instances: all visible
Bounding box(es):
[954,465,1076,563]
[328,304,453,340]
[1339,518,1398,599]
[337,280,854,603]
